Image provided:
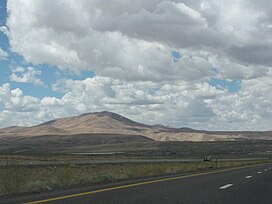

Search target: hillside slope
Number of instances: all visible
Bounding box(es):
[0,111,271,142]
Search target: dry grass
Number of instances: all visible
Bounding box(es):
[0,159,269,199]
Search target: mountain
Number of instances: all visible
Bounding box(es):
[1,111,271,143]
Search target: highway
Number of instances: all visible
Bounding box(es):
[2,163,271,204]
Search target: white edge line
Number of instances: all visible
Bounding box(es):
[219,184,233,190]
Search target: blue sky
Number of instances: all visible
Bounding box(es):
[0,0,270,131]
[0,0,240,101]
[208,78,240,93]
[0,0,96,98]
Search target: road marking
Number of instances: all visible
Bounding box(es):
[245,176,252,179]
[219,184,233,190]
[24,163,270,204]
[264,169,267,171]
[257,171,262,174]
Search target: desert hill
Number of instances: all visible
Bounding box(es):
[1,111,271,142]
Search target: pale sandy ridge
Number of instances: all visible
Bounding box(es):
[0,111,271,141]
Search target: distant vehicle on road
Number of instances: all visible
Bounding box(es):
[203,156,212,161]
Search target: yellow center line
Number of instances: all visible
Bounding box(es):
[24,163,268,204]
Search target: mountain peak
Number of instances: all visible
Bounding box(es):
[79,111,120,118]
[1,111,271,142]
[91,111,150,127]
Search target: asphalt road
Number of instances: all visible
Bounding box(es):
[3,163,272,204]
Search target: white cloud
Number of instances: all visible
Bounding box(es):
[6,0,271,81]
[0,26,9,36]
[210,56,269,80]
[9,66,45,86]
[1,75,271,130]
[0,47,8,59]
[1,0,271,130]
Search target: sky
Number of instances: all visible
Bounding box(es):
[0,0,271,130]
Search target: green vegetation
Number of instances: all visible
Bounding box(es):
[0,158,31,197]
[0,158,269,198]
[1,140,271,199]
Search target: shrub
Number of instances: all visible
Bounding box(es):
[0,158,31,197]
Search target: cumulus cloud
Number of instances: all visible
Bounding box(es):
[6,0,271,81]
[0,26,9,36]
[206,72,272,130]
[0,83,40,114]
[1,0,271,130]
[0,47,8,59]
[1,75,271,130]
[9,66,45,86]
